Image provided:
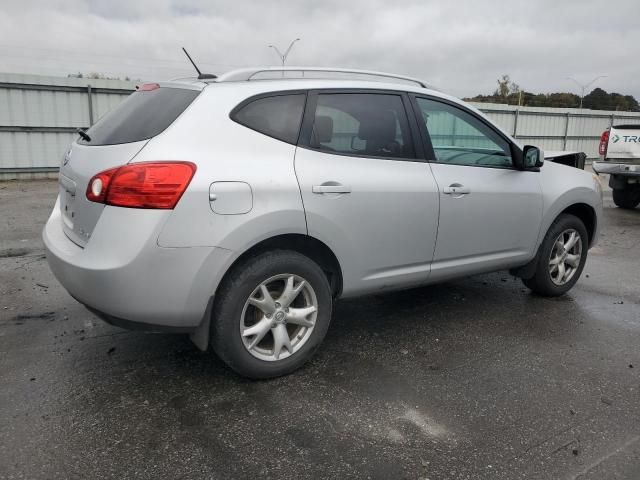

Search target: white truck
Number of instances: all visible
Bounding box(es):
[593,125,640,209]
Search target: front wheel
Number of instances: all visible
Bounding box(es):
[211,250,332,379]
[523,214,588,296]
[612,188,640,209]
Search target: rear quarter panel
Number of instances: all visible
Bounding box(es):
[134,84,307,251]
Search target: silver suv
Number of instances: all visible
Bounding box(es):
[44,67,603,378]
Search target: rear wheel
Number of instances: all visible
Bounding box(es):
[523,214,588,296]
[612,188,640,209]
[211,250,332,379]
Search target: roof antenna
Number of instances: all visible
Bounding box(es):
[182,47,217,80]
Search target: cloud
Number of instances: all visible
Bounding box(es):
[0,0,638,99]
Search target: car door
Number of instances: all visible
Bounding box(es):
[295,90,440,296]
[411,96,543,281]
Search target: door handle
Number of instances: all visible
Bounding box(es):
[442,184,470,195]
[312,184,352,194]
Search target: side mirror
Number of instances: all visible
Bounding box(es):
[524,145,544,169]
[514,145,544,170]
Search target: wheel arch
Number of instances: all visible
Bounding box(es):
[190,234,343,352]
[511,202,596,280]
[217,233,343,299]
[560,203,597,247]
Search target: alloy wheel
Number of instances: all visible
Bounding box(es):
[548,228,583,286]
[240,274,318,361]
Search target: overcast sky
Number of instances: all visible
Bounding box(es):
[1,0,639,99]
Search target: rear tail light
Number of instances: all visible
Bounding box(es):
[599,130,610,156]
[86,162,196,209]
[86,167,118,203]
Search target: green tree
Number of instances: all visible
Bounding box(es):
[582,88,609,110]
[67,72,136,81]
[465,77,639,111]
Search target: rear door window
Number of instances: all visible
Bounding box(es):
[79,87,200,146]
[232,94,306,144]
[308,93,415,159]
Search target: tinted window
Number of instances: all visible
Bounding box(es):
[416,98,512,168]
[310,93,414,159]
[79,87,200,146]
[233,94,305,144]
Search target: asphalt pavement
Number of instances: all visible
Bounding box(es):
[1,178,639,480]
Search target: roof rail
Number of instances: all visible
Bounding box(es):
[214,67,431,89]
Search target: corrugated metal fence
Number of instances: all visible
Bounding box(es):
[468,102,640,159]
[0,73,135,179]
[2,72,640,179]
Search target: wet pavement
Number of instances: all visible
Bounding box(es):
[1,179,639,480]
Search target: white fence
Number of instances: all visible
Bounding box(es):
[1,72,640,179]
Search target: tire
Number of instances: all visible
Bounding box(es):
[211,250,332,379]
[522,214,588,297]
[612,188,640,209]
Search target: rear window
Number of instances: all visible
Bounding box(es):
[79,87,200,146]
[232,94,306,144]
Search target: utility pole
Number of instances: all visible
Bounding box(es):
[268,38,300,67]
[566,75,607,109]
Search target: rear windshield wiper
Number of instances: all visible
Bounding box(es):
[76,128,91,142]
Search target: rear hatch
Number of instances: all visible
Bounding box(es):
[57,84,201,247]
[605,125,640,163]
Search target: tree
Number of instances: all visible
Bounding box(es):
[67,72,136,81]
[465,77,639,111]
[494,74,520,100]
[582,88,608,110]
[582,88,639,111]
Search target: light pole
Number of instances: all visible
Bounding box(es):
[268,38,300,67]
[566,75,607,109]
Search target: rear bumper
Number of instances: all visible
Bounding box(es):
[592,161,640,177]
[84,305,196,333]
[43,197,233,329]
